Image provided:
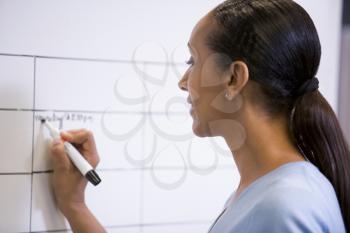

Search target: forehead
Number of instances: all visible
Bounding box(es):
[188,13,216,50]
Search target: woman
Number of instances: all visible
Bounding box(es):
[51,0,349,232]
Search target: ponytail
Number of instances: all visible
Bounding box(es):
[291,90,350,231]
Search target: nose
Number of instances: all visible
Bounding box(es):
[178,70,189,92]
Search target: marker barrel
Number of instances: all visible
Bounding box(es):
[64,142,101,186]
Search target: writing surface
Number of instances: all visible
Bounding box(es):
[0,175,31,232]
[0,55,34,109]
[0,111,33,173]
[0,0,342,232]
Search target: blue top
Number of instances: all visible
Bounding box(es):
[208,161,346,233]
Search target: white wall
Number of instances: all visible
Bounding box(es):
[0,0,342,232]
[339,26,350,143]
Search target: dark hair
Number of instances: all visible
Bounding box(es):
[208,0,350,231]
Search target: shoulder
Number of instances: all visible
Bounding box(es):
[245,186,321,233]
[253,161,338,213]
[223,162,345,233]
[244,165,343,233]
[254,182,316,214]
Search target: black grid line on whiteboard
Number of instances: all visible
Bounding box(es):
[29,56,37,232]
[28,220,213,233]
[0,52,187,67]
[0,108,189,115]
[0,165,236,175]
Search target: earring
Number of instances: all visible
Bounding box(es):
[225,92,232,100]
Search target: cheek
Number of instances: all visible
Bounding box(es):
[201,53,228,87]
[188,70,218,113]
[187,69,201,102]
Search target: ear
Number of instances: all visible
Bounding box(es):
[224,61,249,100]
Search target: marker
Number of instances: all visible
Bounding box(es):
[41,119,101,186]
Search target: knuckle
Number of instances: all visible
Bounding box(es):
[92,154,100,167]
[85,130,95,142]
[80,128,92,137]
[86,130,94,138]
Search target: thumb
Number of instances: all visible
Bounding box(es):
[51,139,72,171]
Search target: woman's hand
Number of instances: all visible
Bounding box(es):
[50,129,100,216]
[50,129,106,233]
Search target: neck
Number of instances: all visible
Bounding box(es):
[222,108,305,196]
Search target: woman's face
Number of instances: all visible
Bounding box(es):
[178,14,242,137]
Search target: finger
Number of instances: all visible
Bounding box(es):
[61,130,97,150]
[60,129,90,144]
[61,129,94,145]
[61,128,86,135]
[51,139,72,171]
[60,130,100,167]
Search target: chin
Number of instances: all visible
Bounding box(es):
[192,119,211,138]
[192,119,204,137]
[192,127,206,137]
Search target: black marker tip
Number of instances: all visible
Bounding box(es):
[85,170,101,186]
[40,118,46,124]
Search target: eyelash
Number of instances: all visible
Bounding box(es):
[186,57,194,66]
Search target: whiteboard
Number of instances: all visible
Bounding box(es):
[0,0,342,232]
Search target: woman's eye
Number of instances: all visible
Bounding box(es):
[186,57,194,66]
